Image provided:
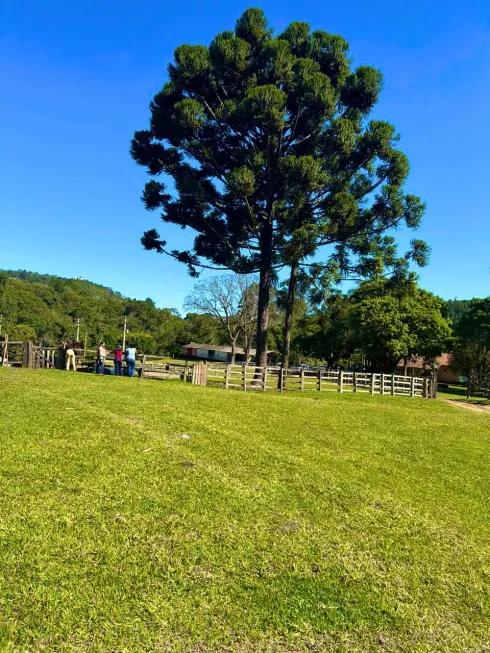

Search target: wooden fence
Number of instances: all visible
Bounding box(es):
[2,341,431,398]
[193,363,430,397]
[0,341,58,369]
[0,341,191,380]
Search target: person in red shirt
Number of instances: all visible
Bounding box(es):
[114,345,123,376]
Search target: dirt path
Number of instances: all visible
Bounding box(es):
[441,399,490,413]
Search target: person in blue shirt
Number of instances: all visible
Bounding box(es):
[125,345,136,377]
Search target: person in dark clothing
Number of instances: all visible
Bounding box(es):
[114,345,123,376]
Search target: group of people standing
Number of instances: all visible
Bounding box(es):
[96,343,137,377]
[63,342,137,376]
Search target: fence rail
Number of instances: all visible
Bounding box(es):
[191,363,430,398]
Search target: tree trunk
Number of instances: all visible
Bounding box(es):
[277,261,298,389]
[230,339,237,365]
[244,333,251,363]
[255,268,271,368]
[281,261,298,373]
[403,357,408,376]
[255,224,273,369]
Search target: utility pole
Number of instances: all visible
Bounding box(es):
[75,317,80,342]
[122,316,127,351]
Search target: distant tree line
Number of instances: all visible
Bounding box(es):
[4,268,488,386]
[0,270,228,354]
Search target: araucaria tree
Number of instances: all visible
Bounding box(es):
[131,7,426,367]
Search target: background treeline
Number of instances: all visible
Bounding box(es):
[0,269,475,367]
[0,270,230,354]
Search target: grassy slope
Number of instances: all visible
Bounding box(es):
[0,370,489,652]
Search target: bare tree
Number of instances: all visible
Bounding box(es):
[184,275,257,364]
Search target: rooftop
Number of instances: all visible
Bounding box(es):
[183,343,278,356]
[403,354,453,369]
[182,343,256,355]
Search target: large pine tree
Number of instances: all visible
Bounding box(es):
[131,8,426,367]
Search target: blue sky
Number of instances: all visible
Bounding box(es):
[1,0,489,311]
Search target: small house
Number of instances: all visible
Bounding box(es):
[181,343,277,364]
[396,354,463,384]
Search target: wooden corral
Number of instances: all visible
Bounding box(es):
[194,363,432,397]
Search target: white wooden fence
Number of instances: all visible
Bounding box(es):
[192,364,430,397]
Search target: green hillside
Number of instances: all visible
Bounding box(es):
[0,368,489,651]
[444,298,475,327]
[0,269,477,360]
[0,270,223,354]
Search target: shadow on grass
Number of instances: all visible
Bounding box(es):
[438,384,490,406]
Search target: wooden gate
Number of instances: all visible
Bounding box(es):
[23,342,58,369]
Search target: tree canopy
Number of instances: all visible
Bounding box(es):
[300,278,452,372]
[452,298,490,395]
[131,7,427,366]
[444,299,474,328]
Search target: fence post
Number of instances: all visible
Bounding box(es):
[370,373,375,394]
[263,366,268,392]
[300,367,305,391]
[381,374,385,395]
[338,370,344,393]
[410,375,415,397]
[281,368,286,393]
[140,354,147,379]
[423,378,429,398]
[391,374,395,396]
[353,372,357,393]
[225,365,230,390]
[201,362,208,387]
[243,364,247,392]
[317,369,322,392]
[23,341,33,368]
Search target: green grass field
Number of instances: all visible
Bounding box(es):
[1,369,489,652]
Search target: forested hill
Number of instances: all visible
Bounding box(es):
[444,299,475,327]
[0,270,225,354]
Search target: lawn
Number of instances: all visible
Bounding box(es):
[437,384,490,406]
[0,369,489,652]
